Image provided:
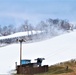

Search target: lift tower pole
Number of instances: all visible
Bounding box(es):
[18,39,24,65]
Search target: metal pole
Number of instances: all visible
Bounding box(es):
[15,62,17,69]
[19,39,24,65]
[20,41,22,65]
[19,39,23,74]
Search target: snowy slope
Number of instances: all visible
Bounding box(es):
[0,30,41,40]
[0,31,76,74]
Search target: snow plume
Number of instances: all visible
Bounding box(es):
[36,18,74,39]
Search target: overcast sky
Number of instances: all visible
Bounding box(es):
[0,0,76,26]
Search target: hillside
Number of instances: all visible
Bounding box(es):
[34,59,76,75]
[0,30,76,74]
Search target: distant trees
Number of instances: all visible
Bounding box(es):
[0,19,74,44]
[0,21,34,37]
[36,21,47,33]
[0,25,2,36]
[60,20,71,30]
[0,25,16,36]
[18,20,34,39]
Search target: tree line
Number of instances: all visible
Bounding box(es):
[0,18,74,36]
[0,18,74,44]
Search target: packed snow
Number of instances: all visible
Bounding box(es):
[0,31,76,74]
[0,30,42,40]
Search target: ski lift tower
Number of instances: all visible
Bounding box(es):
[17,39,25,65]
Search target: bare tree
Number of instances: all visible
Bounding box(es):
[2,26,8,36]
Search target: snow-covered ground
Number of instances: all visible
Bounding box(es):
[0,30,41,40]
[0,30,76,74]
